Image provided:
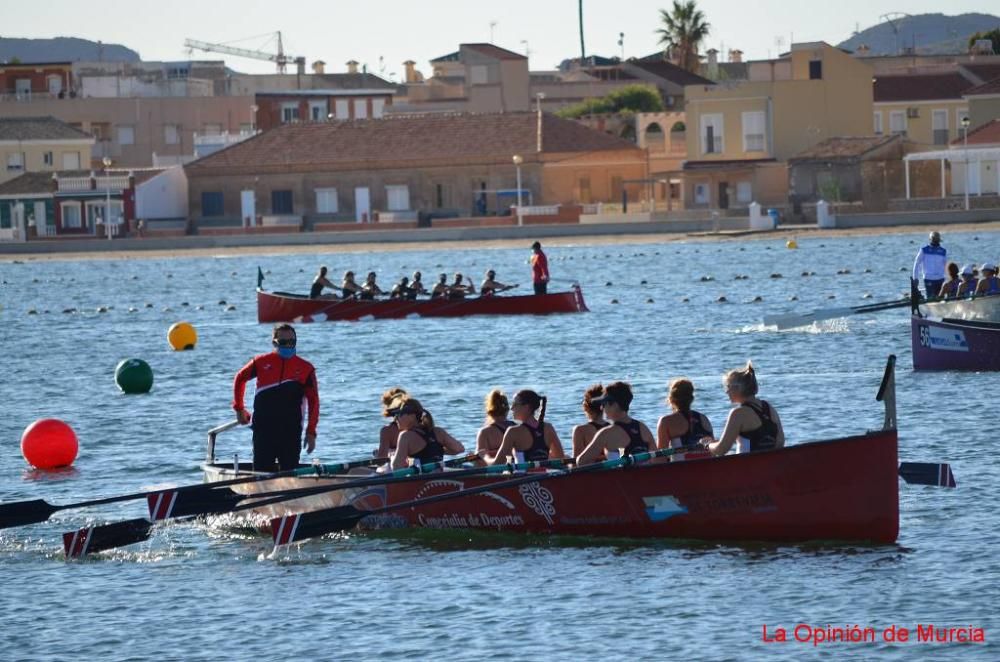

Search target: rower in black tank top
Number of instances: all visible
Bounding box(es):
[615,419,651,457]
[678,410,711,447]
[410,427,445,464]
[740,401,778,452]
[518,422,549,461]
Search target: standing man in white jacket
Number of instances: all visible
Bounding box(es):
[912,231,947,299]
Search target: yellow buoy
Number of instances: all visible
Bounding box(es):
[786,239,798,249]
[168,321,198,351]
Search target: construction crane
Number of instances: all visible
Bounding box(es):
[184,31,305,73]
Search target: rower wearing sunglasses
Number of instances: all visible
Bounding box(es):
[232,324,319,471]
[387,397,465,471]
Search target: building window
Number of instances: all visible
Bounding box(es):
[309,101,327,121]
[239,123,253,134]
[957,108,969,137]
[118,125,135,145]
[202,123,223,136]
[62,152,80,169]
[741,111,766,152]
[372,98,386,118]
[889,111,906,135]
[700,113,724,154]
[436,183,444,208]
[809,60,822,80]
[335,99,349,119]
[61,202,82,228]
[201,192,224,217]
[281,103,300,123]
[87,200,123,226]
[578,177,592,204]
[470,65,488,84]
[694,183,709,204]
[610,176,624,202]
[43,151,54,166]
[15,79,31,96]
[932,109,949,145]
[353,99,368,120]
[315,188,339,213]
[272,190,293,214]
[873,111,883,135]
[736,181,753,204]
[385,185,410,211]
[6,152,24,172]
[164,124,180,145]
[46,74,63,95]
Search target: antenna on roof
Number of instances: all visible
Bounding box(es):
[489,20,498,44]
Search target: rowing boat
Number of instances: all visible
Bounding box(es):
[911,316,1000,371]
[269,357,903,544]
[256,285,590,323]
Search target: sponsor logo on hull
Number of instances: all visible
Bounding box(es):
[643,495,689,522]
[918,324,969,352]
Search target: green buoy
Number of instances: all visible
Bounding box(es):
[115,358,154,394]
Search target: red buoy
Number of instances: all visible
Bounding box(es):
[21,419,78,469]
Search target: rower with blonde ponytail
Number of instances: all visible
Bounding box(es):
[702,361,785,456]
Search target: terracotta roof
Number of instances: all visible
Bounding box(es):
[963,76,1000,97]
[312,72,396,90]
[461,43,527,61]
[682,158,776,171]
[789,135,900,162]
[0,116,94,141]
[185,113,640,174]
[952,118,1000,145]
[873,73,974,102]
[430,51,460,63]
[0,169,164,196]
[627,60,715,86]
[961,63,1000,84]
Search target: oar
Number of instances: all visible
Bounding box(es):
[898,462,956,488]
[271,448,682,547]
[147,452,483,521]
[60,453,550,558]
[0,454,389,530]
[763,296,936,330]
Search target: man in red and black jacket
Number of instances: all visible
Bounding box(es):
[232,324,319,471]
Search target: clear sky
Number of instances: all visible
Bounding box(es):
[5,0,999,79]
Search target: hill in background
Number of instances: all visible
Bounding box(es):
[0,37,139,63]
[838,12,1000,55]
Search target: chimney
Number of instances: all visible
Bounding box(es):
[856,44,871,56]
[705,48,719,78]
[403,60,417,83]
[346,60,359,74]
[729,49,743,63]
[312,60,326,74]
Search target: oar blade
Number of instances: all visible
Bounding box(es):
[270,505,366,546]
[147,488,244,521]
[0,499,57,529]
[898,462,957,488]
[764,307,855,330]
[62,518,154,559]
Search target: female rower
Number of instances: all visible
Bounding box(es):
[571,384,609,457]
[310,266,337,299]
[389,397,466,470]
[939,262,961,299]
[975,263,1000,296]
[480,269,517,297]
[341,271,363,299]
[360,271,385,300]
[430,273,450,299]
[576,382,655,466]
[449,273,475,299]
[475,389,514,458]
[957,264,978,298]
[656,378,713,462]
[701,362,785,456]
[484,390,565,465]
[374,387,408,458]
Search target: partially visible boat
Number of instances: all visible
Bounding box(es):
[256,285,590,323]
[911,316,1000,371]
[922,293,1000,322]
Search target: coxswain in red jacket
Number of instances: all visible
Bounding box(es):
[232,324,319,471]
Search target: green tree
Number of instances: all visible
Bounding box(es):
[655,0,711,73]
[555,84,664,119]
[969,28,1000,54]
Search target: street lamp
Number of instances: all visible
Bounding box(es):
[513,154,524,226]
[535,92,545,152]
[961,116,971,211]
[102,156,113,240]
[250,104,258,133]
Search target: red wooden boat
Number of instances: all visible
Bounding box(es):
[287,357,903,544]
[256,286,589,323]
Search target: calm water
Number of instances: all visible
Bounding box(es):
[0,231,997,660]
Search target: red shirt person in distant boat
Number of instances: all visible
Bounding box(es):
[232,323,319,471]
[530,241,550,295]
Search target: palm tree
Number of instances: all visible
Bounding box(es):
[656,0,711,73]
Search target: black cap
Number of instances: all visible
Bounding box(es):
[590,382,633,410]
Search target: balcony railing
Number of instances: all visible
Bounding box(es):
[56,174,130,192]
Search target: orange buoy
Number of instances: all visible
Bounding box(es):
[21,418,78,469]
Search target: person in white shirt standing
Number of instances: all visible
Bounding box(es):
[912,231,947,299]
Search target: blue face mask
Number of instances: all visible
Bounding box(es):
[277,347,296,359]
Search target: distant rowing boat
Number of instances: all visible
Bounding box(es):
[256,285,590,323]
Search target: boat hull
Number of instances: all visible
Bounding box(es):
[923,294,1000,322]
[256,286,589,323]
[911,316,1000,371]
[345,430,899,543]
